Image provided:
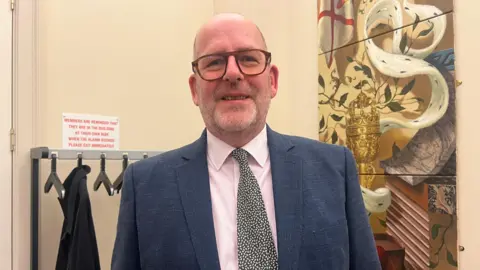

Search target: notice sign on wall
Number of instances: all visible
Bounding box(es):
[62,113,120,150]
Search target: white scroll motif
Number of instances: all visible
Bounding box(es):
[364,0,449,133]
[361,186,391,213]
[359,0,449,213]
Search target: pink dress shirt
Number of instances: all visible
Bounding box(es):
[206,125,278,270]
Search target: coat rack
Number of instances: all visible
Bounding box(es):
[30,146,163,270]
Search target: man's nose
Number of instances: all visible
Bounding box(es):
[223,55,244,82]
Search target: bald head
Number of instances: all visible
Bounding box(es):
[192,13,267,60]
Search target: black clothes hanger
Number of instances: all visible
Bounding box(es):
[113,154,128,194]
[77,153,83,167]
[44,152,66,199]
[93,153,114,196]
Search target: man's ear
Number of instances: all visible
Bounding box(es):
[189,74,199,106]
[269,65,279,98]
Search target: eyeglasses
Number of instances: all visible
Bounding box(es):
[191,49,272,81]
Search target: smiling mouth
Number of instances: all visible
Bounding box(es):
[221,96,250,101]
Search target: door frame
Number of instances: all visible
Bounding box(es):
[12,0,40,269]
[0,1,14,269]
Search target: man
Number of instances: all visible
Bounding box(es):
[111,13,381,270]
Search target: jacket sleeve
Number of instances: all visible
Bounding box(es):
[343,147,382,270]
[111,163,141,269]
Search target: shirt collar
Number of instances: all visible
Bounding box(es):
[206,125,269,171]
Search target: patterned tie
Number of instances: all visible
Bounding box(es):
[231,148,278,270]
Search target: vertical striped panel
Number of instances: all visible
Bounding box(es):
[386,182,430,269]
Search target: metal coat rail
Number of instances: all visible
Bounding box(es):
[30,147,164,270]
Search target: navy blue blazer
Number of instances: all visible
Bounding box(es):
[111,126,381,270]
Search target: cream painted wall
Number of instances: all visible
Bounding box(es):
[9,0,480,270]
[454,1,480,269]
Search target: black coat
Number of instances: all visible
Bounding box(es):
[56,165,101,270]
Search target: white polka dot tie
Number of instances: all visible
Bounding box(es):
[231,148,278,270]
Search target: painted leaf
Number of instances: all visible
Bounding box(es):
[378,219,387,228]
[331,114,344,121]
[354,81,363,89]
[447,249,458,266]
[339,93,349,107]
[318,74,325,89]
[354,66,362,71]
[319,115,325,130]
[418,23,434,37]
[412,14,420,31]
[331,130,338,144]
[400,32,408,54]
[384,85,392,102]
[346,56,353,62]
[431,223,441,240]
[354,80,369,89]
[400,78,416,95]
[387,102,405,112]
[362,65,373,79]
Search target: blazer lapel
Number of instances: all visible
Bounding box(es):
[175,131,220,270]
[267,126,303,270]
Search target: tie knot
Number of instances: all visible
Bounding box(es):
[231,148,249,164]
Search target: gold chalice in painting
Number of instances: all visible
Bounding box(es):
[345,91,381,189]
